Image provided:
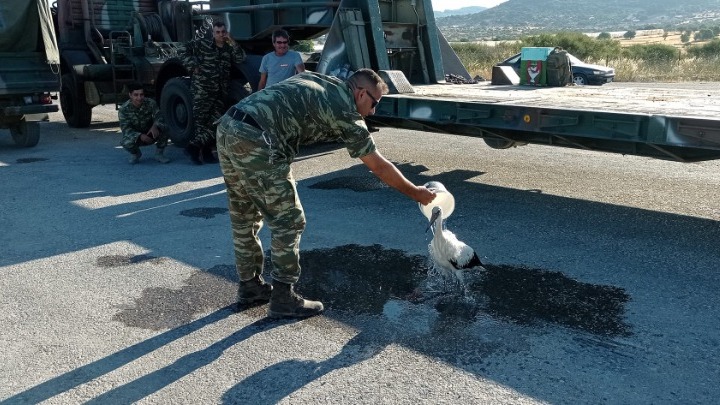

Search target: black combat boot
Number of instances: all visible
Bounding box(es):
[201,145,218,163]
[184,144,202,165]
[236,275,273,311]
[268,280,324,318]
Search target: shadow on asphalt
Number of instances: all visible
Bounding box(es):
[3,139,719,404]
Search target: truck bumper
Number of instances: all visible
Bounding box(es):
[3,104,59,116]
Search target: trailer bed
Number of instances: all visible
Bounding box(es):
[373,82,720,162]
[408,82,720,119]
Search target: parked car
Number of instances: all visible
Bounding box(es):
[496,52,615,85]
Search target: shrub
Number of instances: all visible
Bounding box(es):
[293,40,315,53]
[623,44,679,62]
[686,39,720,59]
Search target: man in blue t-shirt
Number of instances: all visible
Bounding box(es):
[257,29,305,90]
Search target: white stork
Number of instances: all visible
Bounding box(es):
[427,205,484,288]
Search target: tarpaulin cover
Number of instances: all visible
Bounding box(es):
[0,0,59,64]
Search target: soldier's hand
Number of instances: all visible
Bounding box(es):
[140,133,154,144]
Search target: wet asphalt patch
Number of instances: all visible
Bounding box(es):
[179,207,228,219]
[16,157,48,163]
[97,254,165,267]
[111,245,630,337]
[112,264,245,331]
[297,244,632,337]
[308,176,388,192]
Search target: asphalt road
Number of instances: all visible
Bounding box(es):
[1,105,719,404]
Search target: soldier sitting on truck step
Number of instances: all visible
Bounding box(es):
[118,82,171,164]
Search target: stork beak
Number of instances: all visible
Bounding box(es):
[425,209,441,233]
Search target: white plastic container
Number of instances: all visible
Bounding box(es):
[418,181,455,221]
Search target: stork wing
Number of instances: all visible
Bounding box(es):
[449,251,483,269]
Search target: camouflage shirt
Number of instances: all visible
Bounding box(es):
[234,72,376,160]
[181,37,245,90]
[118,98,166,143]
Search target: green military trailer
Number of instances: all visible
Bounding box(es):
[0,0,61,147]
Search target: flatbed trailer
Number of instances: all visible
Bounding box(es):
[371,82,720,162]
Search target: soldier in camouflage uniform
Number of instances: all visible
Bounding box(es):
[181,20,245,164]
[216,69,437,318]
[118,82,170,164]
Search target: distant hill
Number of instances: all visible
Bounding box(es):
[433,6,486,18]
[435,0,720,40]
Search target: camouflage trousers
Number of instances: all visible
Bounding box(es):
[216,114,306,284]
[121,130,169,154]
[191,84,226,148]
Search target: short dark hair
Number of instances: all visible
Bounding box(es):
[213,20,226,29]
[272,29,289,43]
[346,68,389,95]
[127,82,144,93]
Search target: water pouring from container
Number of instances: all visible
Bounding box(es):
[419,181,455,228]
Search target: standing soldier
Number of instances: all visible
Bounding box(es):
[181,20,245,164]
[118,82,170,164]
[215,69,436,318]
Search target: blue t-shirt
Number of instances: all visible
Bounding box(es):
[259,50,304,87]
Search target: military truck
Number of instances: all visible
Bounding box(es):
[52,0,720,161]
[52,0,468,146]
[0,0,61,147]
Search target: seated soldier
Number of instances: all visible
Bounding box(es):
[118,82,171,164]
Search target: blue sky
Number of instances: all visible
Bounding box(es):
[431,0,508,12]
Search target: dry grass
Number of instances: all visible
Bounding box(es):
[611,57,720,82]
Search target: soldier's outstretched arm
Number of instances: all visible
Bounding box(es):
[360,151,435,205]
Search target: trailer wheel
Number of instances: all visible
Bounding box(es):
[10,119,40,147]
[161,77,194,147]
[60,74,92,128]
[483,136,517,149]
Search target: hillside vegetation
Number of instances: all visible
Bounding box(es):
[437,0,720,41]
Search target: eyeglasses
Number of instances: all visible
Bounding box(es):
[365,89,380,109]
[275,40,288,44]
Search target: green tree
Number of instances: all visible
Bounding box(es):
[623,30,636,39]
[597,32,611,40]
[686,39,720,58]
[662,31,669,40]
[694,29,714,41]
[292,40,315,53]
[624,44,678,62]
[681,33,691,43]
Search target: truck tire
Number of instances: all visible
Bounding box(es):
[161,77,194,147]
[10,119,40,147]
[60,74,92,128]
